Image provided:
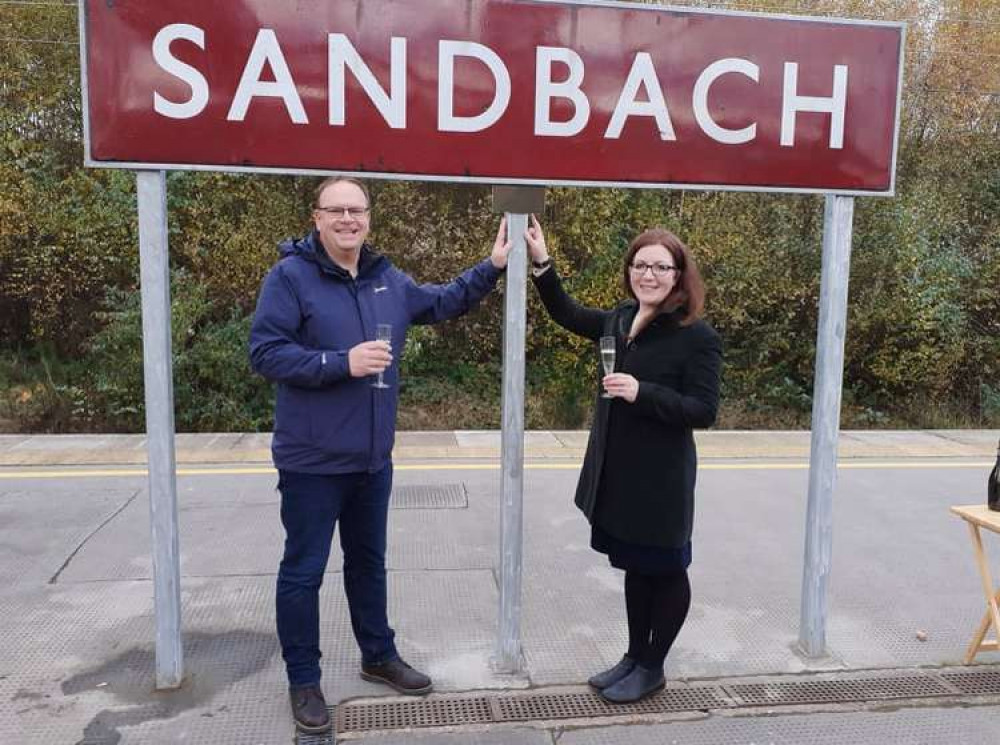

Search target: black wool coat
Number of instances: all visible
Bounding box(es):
[533,267,723,549]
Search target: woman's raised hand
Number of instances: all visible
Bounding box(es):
[525,214,549,264]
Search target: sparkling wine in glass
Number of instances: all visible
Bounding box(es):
[600,336,615,399]
[372,323,392,389]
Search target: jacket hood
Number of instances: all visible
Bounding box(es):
[278,234,314,259]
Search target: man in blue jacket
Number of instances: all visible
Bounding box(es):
[250,176,510,734]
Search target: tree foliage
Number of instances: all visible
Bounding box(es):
[2,0,999,432]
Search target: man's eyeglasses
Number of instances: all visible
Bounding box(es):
[316,206,370,219]
[630,261,678,277]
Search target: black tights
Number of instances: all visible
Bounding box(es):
[624,569,691,669]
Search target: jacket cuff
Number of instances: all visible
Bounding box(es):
[530,263,558,286]
[483,258,505,280]
[634,381,650,410]
[320,350,350,385]
[633,381,670,415]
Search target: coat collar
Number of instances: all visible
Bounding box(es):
[618,301,685,340]
[279,231,388,281]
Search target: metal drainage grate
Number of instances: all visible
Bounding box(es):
[336,696,492,732]
[296,731,334,745]
[323,666,1000,738]
[332,686,729,737]
[727,675,954,707]
[941,670,1000,695]
[494,687,728,721]
[390,483,467,509]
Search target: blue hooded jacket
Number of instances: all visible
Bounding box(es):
[249,230,502,474]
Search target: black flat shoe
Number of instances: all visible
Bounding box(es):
[288,684,331,733]
[587,655,637,690]
[361,657,433,695]
[600,664,665,704]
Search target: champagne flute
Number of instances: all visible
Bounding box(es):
[372,323,392,389]
[599,336,615,399]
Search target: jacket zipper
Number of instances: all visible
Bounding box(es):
[348,278,378,473]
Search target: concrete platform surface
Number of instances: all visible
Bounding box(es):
[1,430,999,744]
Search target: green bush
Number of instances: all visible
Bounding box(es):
[85,274,274,432]
[0,347,92,431]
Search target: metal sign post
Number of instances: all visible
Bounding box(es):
[798,194,855,657]
[136,170,183,689]
[496,211,527,673]
[492,187,542,673]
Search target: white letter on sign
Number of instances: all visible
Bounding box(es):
[438,41,510,133]
[692,58,759,145]
[329,34,406,128]
[152,24,209,119]
[535,47,590,137]
[227,29,308,124]
[605,53,675,141]
[780,63,848,149]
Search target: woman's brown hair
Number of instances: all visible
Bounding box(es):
[622,228,705,325]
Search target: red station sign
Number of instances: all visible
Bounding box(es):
[80,0,904,195]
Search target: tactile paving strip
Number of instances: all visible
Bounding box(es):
[390,483,467,509]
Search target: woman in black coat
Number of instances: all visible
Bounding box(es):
[525,216,722,704]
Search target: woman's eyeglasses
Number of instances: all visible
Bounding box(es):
[629,261,678,277]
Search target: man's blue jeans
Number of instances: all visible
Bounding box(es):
[276,466,398,688]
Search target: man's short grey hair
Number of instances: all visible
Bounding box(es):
[314,176,371,208]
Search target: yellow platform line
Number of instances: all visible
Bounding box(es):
[0,460,992,480]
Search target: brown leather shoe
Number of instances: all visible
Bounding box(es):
[360,657,433,695]
[289,685,331,733]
